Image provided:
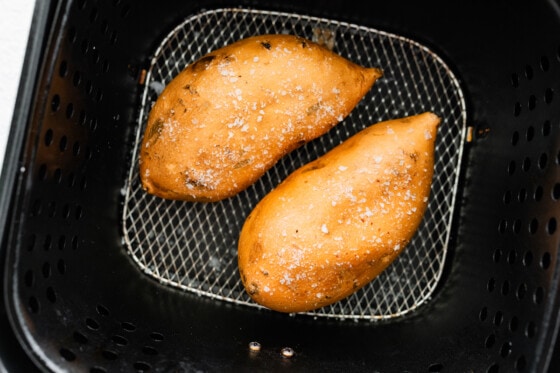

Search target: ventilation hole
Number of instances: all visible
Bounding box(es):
[540,56,550,71]
[112,335,128,346]
[515,355,527,371]
[122,322,137,332]
[53,168,62,183]
[57,259,66,274]
[80,176,88,190]
[542,120,551,136]
[493,249,502,263]
[47,201,56,217]
[59,136,68,152]
[511,73,520,88]
[526,321,537,337]
[479,307,488,321]
[553,184,560,200]
[101,20,109,35]
[51,95,61,112]
[150,332,164,342]
[526,126,534,141]
[493,311,503,326]
[86,80,93,95]
[89,7,98,22]
[77,0,87,10]
[485,334,496,348]
[63,204,70,218]
[133,362,151,371]
[529,219,538,234]
[541,252,551,270]
[547,217,557,234]
[534,185,543,201]
[91,367,107,373]
[487,277,496,292]
[516,283,527,300]
[498,220,507,234]
[73,71,82,87]
[503,190,512,204]
[511,131,519,145]
[501,281,510,296]
[92,49,100,64]
[43,235,52,250]
[509,316,519,332]
[72,236,79,250]
[522,251,533,266]
[537,153,548,170]
[102,350,118,360]
[60,348,76,361]
[68,27,78,45]
[59,60,68,77]
[110,30,118,45]
[28,297,39,313]
[66,103,74,119]
[507,250,517,264]
[46,287,56,303]
[73,331,89,344]
[428,363,443,372]
[75,205,84,220]
[72,141,81,156]
[24,270,34,287]
[42,262,51,278]
[533,287,544,304]
[142,346,158,356]
[27,234,37,251]
[81,39,90,55]
[514,102,522,117]
[545,88,554,104]
[528,95,537,110]
[102,59,110,73]
[58,235,66,250]
[487,363,499,373]
[67,172,76,188]
[513,219,522,234]
[96,304,110,316]
[86,318,100,330]
[525,65,534,79]
[522,157,531,172]
[44,129,54,146]
[500,341,513,357]
[518,188,527,203]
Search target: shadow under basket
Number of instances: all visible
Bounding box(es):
[1,0,560,372]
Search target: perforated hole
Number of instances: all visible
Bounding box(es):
[121,322,136,332]
[60,348,76,361]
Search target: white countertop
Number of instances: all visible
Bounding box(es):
[0,0,35,174]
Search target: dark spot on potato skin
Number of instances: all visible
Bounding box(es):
[248,282,259,295]
[260,41,271,50]
[301,160,326,173]
[191,55,216,72]
[146,118,164,144]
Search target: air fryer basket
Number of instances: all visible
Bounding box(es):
[1,0,560,372]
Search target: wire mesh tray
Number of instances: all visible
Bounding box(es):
[122,8,467,320]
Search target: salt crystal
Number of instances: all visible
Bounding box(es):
[374,156,383,163]
[321,224,329,234]
[424,130,433,140]
[338,165,348,171]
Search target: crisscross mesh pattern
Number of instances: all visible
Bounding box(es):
[122,8,467,320]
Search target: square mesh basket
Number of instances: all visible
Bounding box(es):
[1,0,559,372]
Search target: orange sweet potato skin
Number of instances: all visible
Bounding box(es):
[139,34,382,202]
[238,112,441,313]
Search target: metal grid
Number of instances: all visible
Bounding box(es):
[122,8,467,320]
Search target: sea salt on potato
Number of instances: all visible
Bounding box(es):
[139,34,382,202]
[237,112,441,313]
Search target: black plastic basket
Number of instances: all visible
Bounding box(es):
[1,1,560,372]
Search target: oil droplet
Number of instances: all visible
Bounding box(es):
[281,347,295,358]
[248,341,261,352]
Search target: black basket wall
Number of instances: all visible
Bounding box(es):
[1,0,560,372]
